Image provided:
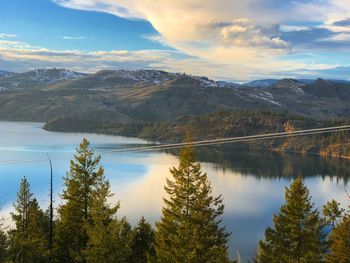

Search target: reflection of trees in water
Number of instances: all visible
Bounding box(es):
[163,145,350,184]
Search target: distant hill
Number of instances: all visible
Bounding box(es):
[0,70,13,78]
[242,78,350,88]
[0,68,350,123]
[242,79,279,88]
[0,68,86,89]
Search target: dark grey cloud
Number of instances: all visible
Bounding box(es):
[28,51,82,57]
[332,18,350,27]
[281,28,333,44]
[280,27,350,50]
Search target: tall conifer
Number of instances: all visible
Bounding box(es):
[9,177,32,263]
[54,138,105,263]
[129,217,154,263]
[323,199,345,228]
[153,145,231,263]
[326,214,350,263]
[0,225,7,263]
[8,178,48,263]
[84,179,133,263]
[257,176,327,263]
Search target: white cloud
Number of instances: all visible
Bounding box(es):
[197,19,289,49]
[142,34,169,47]
[320,33,350,42]
[0,39,210,75]
[50,0,350,80]
[62,35,87,40]
[0,33,18,38]
[1,39,347,81]
[279,25,310,32]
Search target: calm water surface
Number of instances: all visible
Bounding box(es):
[0,121,349,262]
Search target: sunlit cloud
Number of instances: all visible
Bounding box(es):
[48,0,350,80]
[1,37,349,81]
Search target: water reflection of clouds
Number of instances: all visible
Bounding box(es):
[306,177,349,210]
[1,122,350,262]
[203,163,287,216]
[109,154,350,261]
[113,153,178,224]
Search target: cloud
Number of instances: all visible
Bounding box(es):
[1,37,349,81]
[49,0,350,80]
[320,33,350,42]
[142,34,169,47]
[275,65,350,81]
[62,35,88,40]
[279,25,311,32]
[332,18,350,27]
[197,19,289,49]
[0,39,204,75]
[0,33,18,38]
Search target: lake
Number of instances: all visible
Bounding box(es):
[0,121,349,262]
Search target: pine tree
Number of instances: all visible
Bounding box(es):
[129,217,154,263]
[26,198,49,262]
[9,176,32,263]
[8,178,48,263]
[323,199,345,228]
[153,145,231,263]
[54,138,105,263]
[257,176,327,263]
[326,215,350,263]
[0,226,7,263]
[84,179,133,263]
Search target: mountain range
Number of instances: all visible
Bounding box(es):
[0,68,349,123]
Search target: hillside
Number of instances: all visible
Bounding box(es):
[0,68,86,90]
[1,69,350,123]
[1,68,350,158]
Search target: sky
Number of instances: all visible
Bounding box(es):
[0,0,350,81]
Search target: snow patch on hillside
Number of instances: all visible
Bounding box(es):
[30,69,86,83]
[248,92,282,106]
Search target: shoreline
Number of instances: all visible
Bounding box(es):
[1,119,349,160]
[43,125,350,160]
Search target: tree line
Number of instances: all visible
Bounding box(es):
[0,139,349,263]
[43,111,350,158]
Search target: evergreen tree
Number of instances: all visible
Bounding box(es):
[129,217,154,263]
[8,178,48,263]
[0,226,7,263]
[54,138,105,263]
[326,215,350,263]
[9,177,32,263]
[153,145,231,263]
[84,179,133,263]
[257,176,327,263]
[25,198,49,262]
[323,199,345,228]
